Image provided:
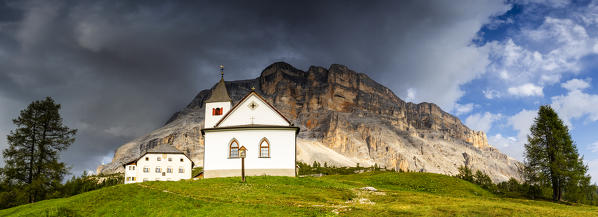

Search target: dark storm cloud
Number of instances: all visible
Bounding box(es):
[0,0,509,174]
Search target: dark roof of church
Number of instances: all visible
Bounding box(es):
[146,144,184,154]
[205,78,232,103]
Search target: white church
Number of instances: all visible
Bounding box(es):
[123,67,298,183]
[201,68,299,178]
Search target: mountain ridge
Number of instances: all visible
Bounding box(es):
[97,62,521,182]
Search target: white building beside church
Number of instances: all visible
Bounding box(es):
[123,144,193,184]
[201,73,299,178]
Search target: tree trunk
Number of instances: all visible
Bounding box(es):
[28,122,36,203]
[557,180,562,201]
[552,177,559,201]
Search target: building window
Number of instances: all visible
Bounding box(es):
[155,167,161,173]
[168,157,172,162]
[229,139,239,158]
[126,177,131,181]
[212,107,223,116]
[167,167,173,173]
[128,165,136,170]
[179,167,184,173]
[180,158,184,162]
[143,167,149,173]
[259,138,270,158]
[132,177,136,181]
[157,157,161,161]
[145,157,149,161]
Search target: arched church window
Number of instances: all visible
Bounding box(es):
[229,139,239,158]
[259,138,270,158]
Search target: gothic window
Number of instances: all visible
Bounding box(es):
[259,138,270,158]
[229,139,240,158]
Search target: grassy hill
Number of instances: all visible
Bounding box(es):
[1,172,596,216]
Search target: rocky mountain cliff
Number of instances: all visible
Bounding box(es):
[97,62,521,182]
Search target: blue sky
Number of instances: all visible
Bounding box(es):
[449,0,598,183]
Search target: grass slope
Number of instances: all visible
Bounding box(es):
[1,172,596,216]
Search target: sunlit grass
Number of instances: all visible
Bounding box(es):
[1,171,596,216]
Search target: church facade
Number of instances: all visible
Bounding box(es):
[201,72,299,178]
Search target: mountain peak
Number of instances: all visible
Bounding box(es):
[99,61,521,183]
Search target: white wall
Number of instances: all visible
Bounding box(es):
[124,164,137,184]
[204,101,231,128]
[204,128,295,171]
[124,153,192,184]
[218,94,289,127]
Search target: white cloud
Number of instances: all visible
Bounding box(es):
[406,88,416,102]
[507,83,543,97]
[488,134,523,160]
[508,109,537,141]
[484,17,598,96]
[551,82,598,126]
[490,109,538,161]
[585,159,598,185]
[488,133,517,148]
[589,141,598,153]
[520,0,570,8]
[465,112,502,132]
[561,78,590,91]
[454,103,475,115]
[483,88,501,99]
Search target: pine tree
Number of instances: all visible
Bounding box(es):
[524,105,589,201]
[2,97,76,203]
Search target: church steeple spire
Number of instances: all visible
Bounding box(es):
[206,65,232,103]
[204,65,233,128]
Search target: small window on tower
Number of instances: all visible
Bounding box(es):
[213,107,223,116]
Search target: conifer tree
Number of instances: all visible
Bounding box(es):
[524,105,589,201]
[2,97,76,203]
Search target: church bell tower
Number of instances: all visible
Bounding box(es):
[204,65,232,128]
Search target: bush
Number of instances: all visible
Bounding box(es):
[456,166,473,182]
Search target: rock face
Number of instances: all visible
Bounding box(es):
[97,62,521,182]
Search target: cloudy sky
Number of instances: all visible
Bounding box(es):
[1,0,598,182]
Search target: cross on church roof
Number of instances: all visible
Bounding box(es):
[220,65,224,78]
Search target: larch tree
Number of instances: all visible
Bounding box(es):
[524,105,589,201]
[2,97,76,203]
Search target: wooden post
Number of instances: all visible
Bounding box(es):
[239,146,247,182]
[242,157,245,182]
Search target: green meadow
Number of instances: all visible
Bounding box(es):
[1,172,596,216]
